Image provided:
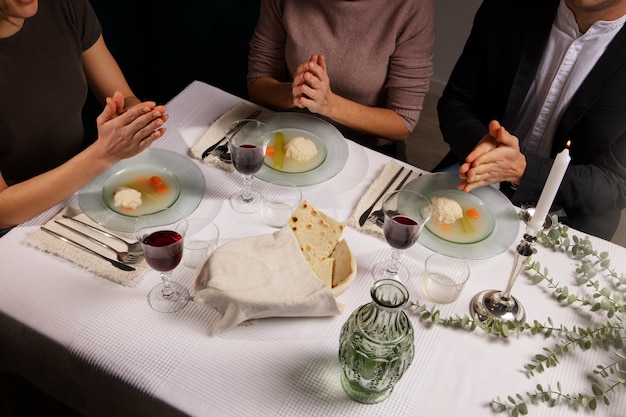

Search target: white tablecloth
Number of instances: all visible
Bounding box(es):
[2,81,625,417]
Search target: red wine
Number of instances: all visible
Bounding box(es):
[142,230,183,271]
[384,215,419,249]
[232,144,264,175]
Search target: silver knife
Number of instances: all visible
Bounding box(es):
[358,166,405,227]
[394,170,417,192]
[201,109,261,159]
[61,215,138,248]
[369,170,420,227]
[41,227,136,272]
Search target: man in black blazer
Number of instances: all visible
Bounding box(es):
[437,0,626,240]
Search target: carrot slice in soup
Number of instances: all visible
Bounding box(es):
[150,176,168,194]
[467,208,480,219]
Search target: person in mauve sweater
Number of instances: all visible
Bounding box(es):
[247,0,434,161]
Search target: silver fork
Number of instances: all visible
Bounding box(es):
[368,208,385,226]
[55,221,143,264]
[367,170,419,226]
[208,143,229,157]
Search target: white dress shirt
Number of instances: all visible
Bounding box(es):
[512,0,626,157]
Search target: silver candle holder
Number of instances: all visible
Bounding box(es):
[469,209,552,324]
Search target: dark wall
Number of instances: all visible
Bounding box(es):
[83,1,261,141]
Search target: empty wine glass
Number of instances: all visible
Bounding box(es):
[372,190,432,285]
[227,119,271,213]
[134,209,189,313]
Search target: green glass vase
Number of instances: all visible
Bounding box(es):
[338,279,414,403]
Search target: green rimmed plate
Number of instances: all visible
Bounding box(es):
[78,149,205,232]
[403,173,519,259]
[255,113,348,186]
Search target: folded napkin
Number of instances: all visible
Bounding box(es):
[189,102,272,172]
[23,207,147,286]
[347,161,421,240]
[194,226,343,335]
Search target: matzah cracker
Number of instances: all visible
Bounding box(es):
[330,239,353,288]
[308,258,334,288]
[289,201,344,261]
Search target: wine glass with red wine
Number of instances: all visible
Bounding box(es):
[134,209,189,313]
[372,190,432,285]
[227,119,271,214]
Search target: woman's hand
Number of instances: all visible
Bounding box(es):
[292,54,335,117]
[93,91,168,164]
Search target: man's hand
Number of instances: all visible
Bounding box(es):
[458,120,526,192]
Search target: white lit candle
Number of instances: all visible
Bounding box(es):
[527,142,571,231]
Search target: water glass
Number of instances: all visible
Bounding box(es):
[261,181,302,228]
[421,253,470,304]
[183,218,219,269]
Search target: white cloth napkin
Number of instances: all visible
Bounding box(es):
[347,161,421,239]
[189,102,271,172]
[193,226,343,335]
[22,206,147,286]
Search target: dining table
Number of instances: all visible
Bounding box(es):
[1,80,625,417]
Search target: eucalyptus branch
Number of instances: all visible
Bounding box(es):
[492,380,622,414]
[525,258,625,319]
[594,352,626,379]
[536,220,626,291]
[407,299,523,338]
[524,317,625,377]
[524,219,626,321]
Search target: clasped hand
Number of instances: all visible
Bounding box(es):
[292,54,334,116]
[94,91,168,163]
[458,120,526,192]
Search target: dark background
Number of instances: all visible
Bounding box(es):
[83,0,262,142]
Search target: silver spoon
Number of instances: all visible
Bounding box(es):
[41,227,135,272]
[61,215,143,257]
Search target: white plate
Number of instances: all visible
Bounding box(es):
[403,173,519,259]
[255,113,349,186]
[78,149,205,232]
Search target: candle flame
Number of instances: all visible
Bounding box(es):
[566,140,571,148]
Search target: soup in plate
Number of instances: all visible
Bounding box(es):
[425,190,495,244]
[102,165,181,217]
[264,128,327,173]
